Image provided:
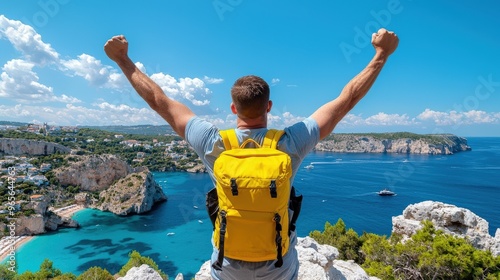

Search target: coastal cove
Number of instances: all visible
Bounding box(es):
[11,137,500,278]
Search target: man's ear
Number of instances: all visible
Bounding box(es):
[230,102,237,114]
[267,100,273,112]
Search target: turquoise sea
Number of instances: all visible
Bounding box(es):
[12,137,500,278]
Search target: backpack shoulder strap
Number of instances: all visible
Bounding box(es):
[219,129,239,150]
[221,129,284,150]
[262,129,285,149]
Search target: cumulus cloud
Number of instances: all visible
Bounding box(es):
[203,76,224,84]
[338,112,415,127]
[0,59,80,103]
[151,73,211,106]
[271,78,280,85]
[0,103,163,126]
[0,15,59,65]
[365,112,414,126]
[60,54,125,88]
[0,14,216,112]
[417,109,499,125]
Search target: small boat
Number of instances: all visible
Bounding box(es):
[198,220,204,224]
[304,164,314,170]
[167,232,175,236]
[378,189,396,196]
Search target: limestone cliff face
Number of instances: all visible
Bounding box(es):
[54,154,132,192]
[13,212,79,236]
[0,138,71,156]
[12,196,80,235]
[15,215,46,235]
[93,169,167,216]
[392,201,500,257]
[315,134,471,155]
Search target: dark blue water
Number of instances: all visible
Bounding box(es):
[12,137,500,278]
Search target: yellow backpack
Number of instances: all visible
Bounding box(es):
[209,129,292,270]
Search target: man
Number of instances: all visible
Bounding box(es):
[104,28,399,279]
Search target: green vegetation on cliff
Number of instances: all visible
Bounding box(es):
[310,219,500,279]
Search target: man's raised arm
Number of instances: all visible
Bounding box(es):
[311,28,399,140]
[104,35,195,139]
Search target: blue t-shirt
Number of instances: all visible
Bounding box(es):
[184,116,320,280]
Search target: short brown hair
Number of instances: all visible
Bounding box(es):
[230,75,270,119]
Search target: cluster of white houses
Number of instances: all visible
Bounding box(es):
[0,156,51,187]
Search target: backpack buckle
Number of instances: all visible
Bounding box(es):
[270,180,277,198]
[230,178,238,196]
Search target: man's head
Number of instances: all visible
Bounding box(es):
[230,75,271,120]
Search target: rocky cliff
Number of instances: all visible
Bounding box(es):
[315,133,471,154]
[9,197,79,236]
[0,138,71,156]
[54,154,132,192]
[92,168,167,216]
[392,200,500,257]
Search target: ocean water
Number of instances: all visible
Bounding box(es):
[13,137,500,278]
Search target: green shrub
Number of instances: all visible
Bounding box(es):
[309,218,363,262]
[360,221,500,279]
[0,264,16,280]
[76,266,113,280]
[118,250,168,279]
[310,219,500,279]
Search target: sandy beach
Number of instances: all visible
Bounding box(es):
[0,204,85,263]
[50,204,85,218]
[0,235,34,263]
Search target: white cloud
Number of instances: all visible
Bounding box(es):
[60,54,118,86]
[271,78,280,85]
[0,103,163,126]
[0,15,59,65]
[0,59,80,103]
[0,15,215,110]
[365,112,413,126]
[338,114,366,126]
[151,73,211,106]
[417,109,499,125]
[338,113,415,127]
[203,76,224,84]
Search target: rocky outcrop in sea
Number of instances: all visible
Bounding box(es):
[0,138,71,156]
[92,168,167,216]
[315,134,471,154]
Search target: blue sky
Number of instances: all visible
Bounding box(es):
[1,1,499,136]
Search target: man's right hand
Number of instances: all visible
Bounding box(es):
[372,28,399,57]
[104,35,129,64]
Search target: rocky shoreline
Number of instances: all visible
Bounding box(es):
[315,133,471,155]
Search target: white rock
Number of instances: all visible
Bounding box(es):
[331,260,375,280]
[117,264,163,280]
[392,200,499,256]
